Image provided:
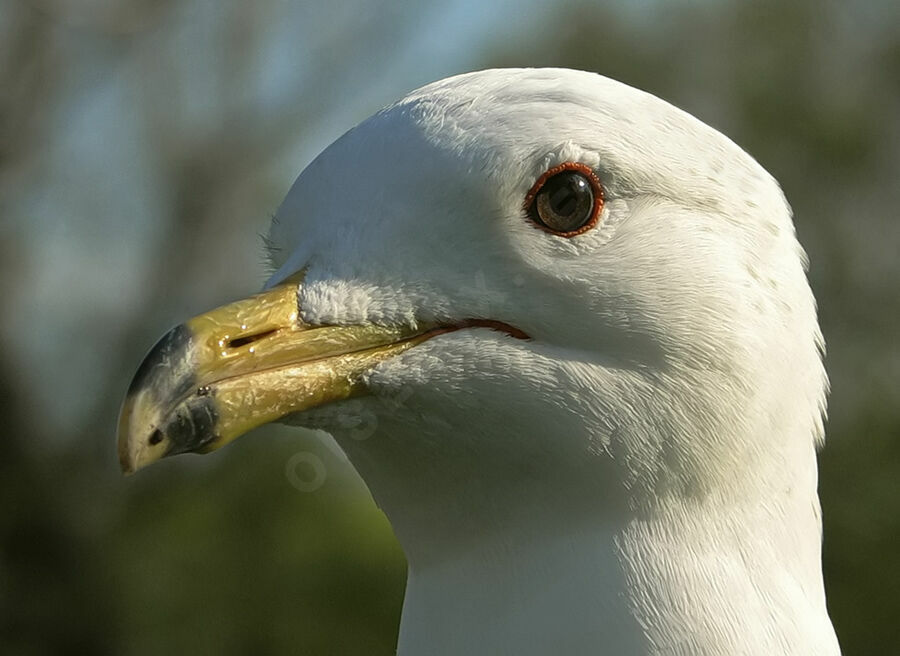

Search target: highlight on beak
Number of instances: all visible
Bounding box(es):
[117,282,429,474]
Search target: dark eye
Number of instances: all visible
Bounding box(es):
[525,162,604,236]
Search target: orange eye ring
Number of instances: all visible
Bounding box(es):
[524,162,604,237]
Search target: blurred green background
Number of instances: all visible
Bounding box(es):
[1,0,898,654]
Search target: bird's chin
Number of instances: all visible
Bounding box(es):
[278,397,383,440]
[282,325,533,444]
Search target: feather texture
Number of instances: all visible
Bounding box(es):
[269,68,838,656]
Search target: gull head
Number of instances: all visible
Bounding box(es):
[263,68,826,546]
[118,69,835,654]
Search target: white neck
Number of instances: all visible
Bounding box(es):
[395,498,839,656]
[397,518,645,656]
[333,342,840,655]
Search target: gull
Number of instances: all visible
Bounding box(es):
[118,68,841,655]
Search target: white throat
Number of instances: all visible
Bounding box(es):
[324,340,840,656]
[326,415,840,656]
[399,519,646,655]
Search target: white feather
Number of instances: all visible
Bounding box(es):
[268,68,838,656]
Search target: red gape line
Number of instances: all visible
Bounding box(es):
[523,161,605,237]
[428,319,530,341]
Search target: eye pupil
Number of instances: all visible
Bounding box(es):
[549,185,577,216]
[531,168,598,234]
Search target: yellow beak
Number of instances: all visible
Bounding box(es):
[117,281,431,474]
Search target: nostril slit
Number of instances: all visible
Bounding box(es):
[148,429,163,446]
[228,329,277,349]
